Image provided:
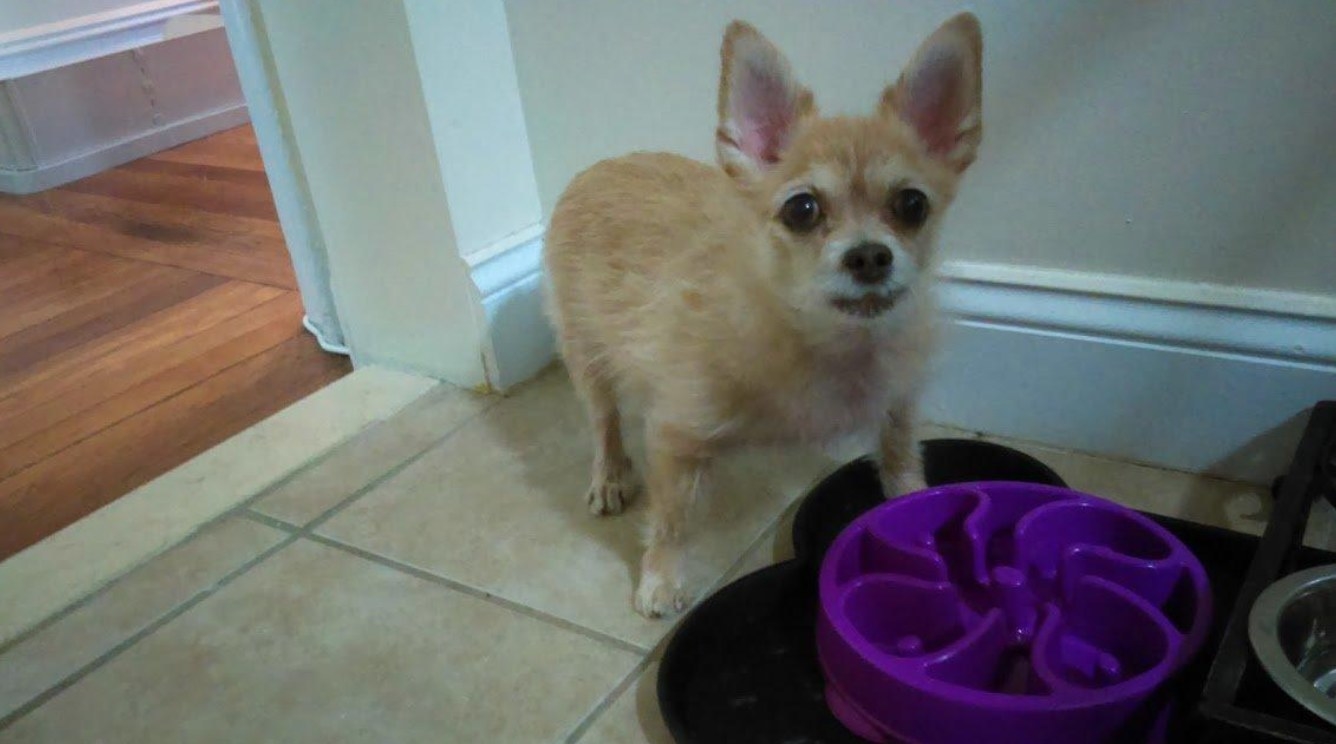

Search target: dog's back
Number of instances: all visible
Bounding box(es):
[543,152,772,412]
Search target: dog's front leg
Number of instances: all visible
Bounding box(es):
[878,402,926,498]
[635,424,709,618]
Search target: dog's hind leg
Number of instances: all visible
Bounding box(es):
[563,342,637,516]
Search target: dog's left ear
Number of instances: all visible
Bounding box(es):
[717,21,816,182]
[881,13,983,172]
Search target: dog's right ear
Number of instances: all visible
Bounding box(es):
[881,13,983,172]
[716,21,816,183]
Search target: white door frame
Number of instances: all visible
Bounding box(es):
[217,0,344,353]
[215,0,553,389]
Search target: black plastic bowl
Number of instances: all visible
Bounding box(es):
[791,438,1066,563]
[658,438,1066,744]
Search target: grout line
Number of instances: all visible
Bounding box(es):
[237,508,297,533]
[233,416,364,502]
[0,386,466,714]
[561,494,801,742]
[698,496,795,601]
[241,391,497,532]
[3,384,813,739]
[561,497,803,743]
[227,399,438,518]
[0,534,299,732]
[302,531,648,657]
[2,477,800,739]
[0,507,259,658]
[713,520,781,594]
[0,386,432,658]
[300,440,442,532]
[298,403,498,534]
[0,561,142,659]
[562,654,654,744]
[237,408,656,662]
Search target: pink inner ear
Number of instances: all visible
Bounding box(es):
[732,62,795,165]
[901,49,966,155]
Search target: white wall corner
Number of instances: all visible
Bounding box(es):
[244,0,510,388]
[469,224,554,391]
[219,0,342,351]
[399,0,550,390]
[223,0,550,389]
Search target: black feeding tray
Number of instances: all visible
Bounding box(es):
[658,412,1336,744]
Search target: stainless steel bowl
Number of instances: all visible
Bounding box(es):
[1250,564,1336,726]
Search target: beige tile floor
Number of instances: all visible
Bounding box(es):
[1,365,1329,743]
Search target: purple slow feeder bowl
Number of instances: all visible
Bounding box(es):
[816,482,1212,744]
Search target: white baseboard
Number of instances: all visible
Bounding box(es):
[0,103,249,194]
[928,262,1336,485]
[464,233,1336,484]
[468,224,553,391]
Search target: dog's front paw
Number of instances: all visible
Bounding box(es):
[587,475,636,516]
[634,570,689,619]
[882,470,928,498]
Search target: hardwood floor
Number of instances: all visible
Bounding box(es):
[0,126,351,559]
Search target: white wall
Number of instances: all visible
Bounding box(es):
[504,0,1336,296]
[501,0,1335,482]
[6,31,241,165]
[244,0,549,390]
[402,0,542,261]
[0,0,148,37]
[253,0,487,384]
[0,20,246,194]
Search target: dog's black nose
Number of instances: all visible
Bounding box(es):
[841,243,893,285]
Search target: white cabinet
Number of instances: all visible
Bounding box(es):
[0,1,245,193]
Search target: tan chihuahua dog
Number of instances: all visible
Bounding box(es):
[544,14,983,617]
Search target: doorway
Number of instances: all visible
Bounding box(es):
[0,19,351,558]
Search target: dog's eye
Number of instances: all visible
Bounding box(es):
[890,188,930,228]
[779,192,822,232]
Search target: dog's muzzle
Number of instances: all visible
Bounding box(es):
[830,292,897,318]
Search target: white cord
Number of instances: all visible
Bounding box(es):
[302,314,351,356]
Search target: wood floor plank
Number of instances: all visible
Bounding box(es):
[0,239,90,295]
[0,247,109,304]
[0,125,348,559]
[0,333,351,559]
[118,157,272,186]
[0,233,52,269]
[59,164,279,221]
[0,251,153,340]
[0,279,285,399]
[0,189,294,288]
[149,126,264,171]
[0,293,306,479]
[0,269,227,379]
